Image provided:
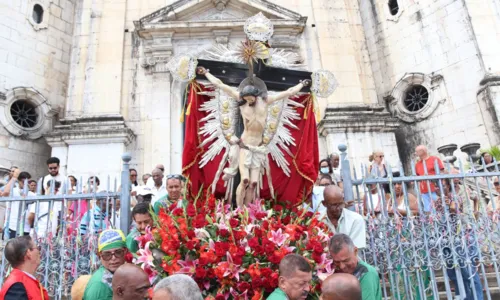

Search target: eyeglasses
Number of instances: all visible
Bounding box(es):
[494,182,500,186]
[48,167,58,170]
[100,248,126,261]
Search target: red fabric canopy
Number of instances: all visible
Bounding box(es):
[182,83,319,205]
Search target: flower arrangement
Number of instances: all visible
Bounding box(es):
[133,196,333,299]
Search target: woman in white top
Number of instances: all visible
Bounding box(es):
[363,183,385,216]
[386,179,419,216]
[369,150,387,178]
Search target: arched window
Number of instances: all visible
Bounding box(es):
[388,0,399,16]
[32,4,44,24]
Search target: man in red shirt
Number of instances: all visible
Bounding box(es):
[415,145,444,212]
[0,236,48,300]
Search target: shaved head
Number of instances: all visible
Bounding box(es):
[415,145,429,160]
[323,185,345,219]
[155,164,165,170]
[112,264,150,300]
[321,273,361,300]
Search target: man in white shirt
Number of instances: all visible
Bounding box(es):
[329,153,342,185]
[150,168,167,205]
[42,157,65,194]
[1,170,36,239]
[322,185,366,249]
[146,164,167,188]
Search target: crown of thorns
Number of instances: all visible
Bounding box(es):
[240,85,262,98]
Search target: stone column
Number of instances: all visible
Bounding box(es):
[477,75,500,146]
[170,79,185,174]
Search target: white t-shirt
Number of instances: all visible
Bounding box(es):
[32,194,63,238]
[43,173,65,193]
[307,186,327,215]
[7,188,36,233]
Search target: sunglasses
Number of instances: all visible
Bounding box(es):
[100,248,126,261]
[494,182,500,187]
[48,167,58,170]
[167,174,184,180]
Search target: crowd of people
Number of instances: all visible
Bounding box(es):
[0,143,498,299]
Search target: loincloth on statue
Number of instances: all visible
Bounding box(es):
[240,144,268,169]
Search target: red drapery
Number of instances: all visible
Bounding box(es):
[182,83,319,205]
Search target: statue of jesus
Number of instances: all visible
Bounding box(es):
[196,66,311,206]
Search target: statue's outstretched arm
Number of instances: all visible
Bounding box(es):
[267,79,311,103]
[197,67,240,99]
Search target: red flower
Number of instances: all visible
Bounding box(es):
[313,244,324,254]
[219,229,230,238]
[215,294,225,300]
[274,205,283,212]
[193,214,207,228]
[237,281,251,292]
[172,207,183,216]
[229,218,239,227]
[214,242,230,257]
[282,215,291,225]
[186,203,196,217]
[195,267,207,278]
[248,237,259,248]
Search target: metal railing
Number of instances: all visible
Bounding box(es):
[0,154,131,299]
[338,145,500,300]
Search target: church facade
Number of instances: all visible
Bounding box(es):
[1,0,499,181]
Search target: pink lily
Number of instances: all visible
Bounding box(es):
[177,255,199,276]
[268,228,289,247]
[230,287,249,300]
[135,226,153,249]
[218,252,245,281]
[316,254,334,281]
[134,241,154,268]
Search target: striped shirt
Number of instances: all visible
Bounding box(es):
[79,205,108,235]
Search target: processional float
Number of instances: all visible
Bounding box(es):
[167,13,338,206]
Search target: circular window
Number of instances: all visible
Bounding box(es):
[403,85,429,112]
[10,100,39,128]
[32,4,44,24]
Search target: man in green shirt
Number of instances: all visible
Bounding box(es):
[126,203,153,254]
[83,229,128,300]
[267,254,312,300]
[153,175,184,214]
[329,234,382,300]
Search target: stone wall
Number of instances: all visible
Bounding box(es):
[359,0,490,164]
[0,0,75,178]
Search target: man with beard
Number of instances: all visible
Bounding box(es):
[329,234,381,300]
[83,229,129,300]
[126,203,153,253]
[112,264,151,300]
[267,254,312,300]
[42,157,65,194]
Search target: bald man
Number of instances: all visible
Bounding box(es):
[322,185,366,249]
[415,145,444,212]
[112,264,150,300]
[321,273,361,300]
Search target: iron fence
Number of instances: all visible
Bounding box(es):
[338,145,500,300]
[0,154,131,299]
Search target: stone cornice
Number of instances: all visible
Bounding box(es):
[477,74,500,95]
[318,104,401,136]
[44,115,135,146]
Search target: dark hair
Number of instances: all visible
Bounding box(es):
[132,202,152,219]
[319,159,333,174]
[279,253,312,277]
[28,179,37,185]
[18,172,31,181]
[329,234,355,254]
[47,180,61,190]
[319,174,334,185]
[46,157,60,166]
[88,176,100,186]
[4,236,34,268]
[129,169,138,186]
[68,175,77,185]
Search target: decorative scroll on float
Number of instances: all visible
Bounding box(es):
[169,12,339,206]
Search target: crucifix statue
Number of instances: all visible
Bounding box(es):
[169,12,337,207]
[196,65,311,206]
